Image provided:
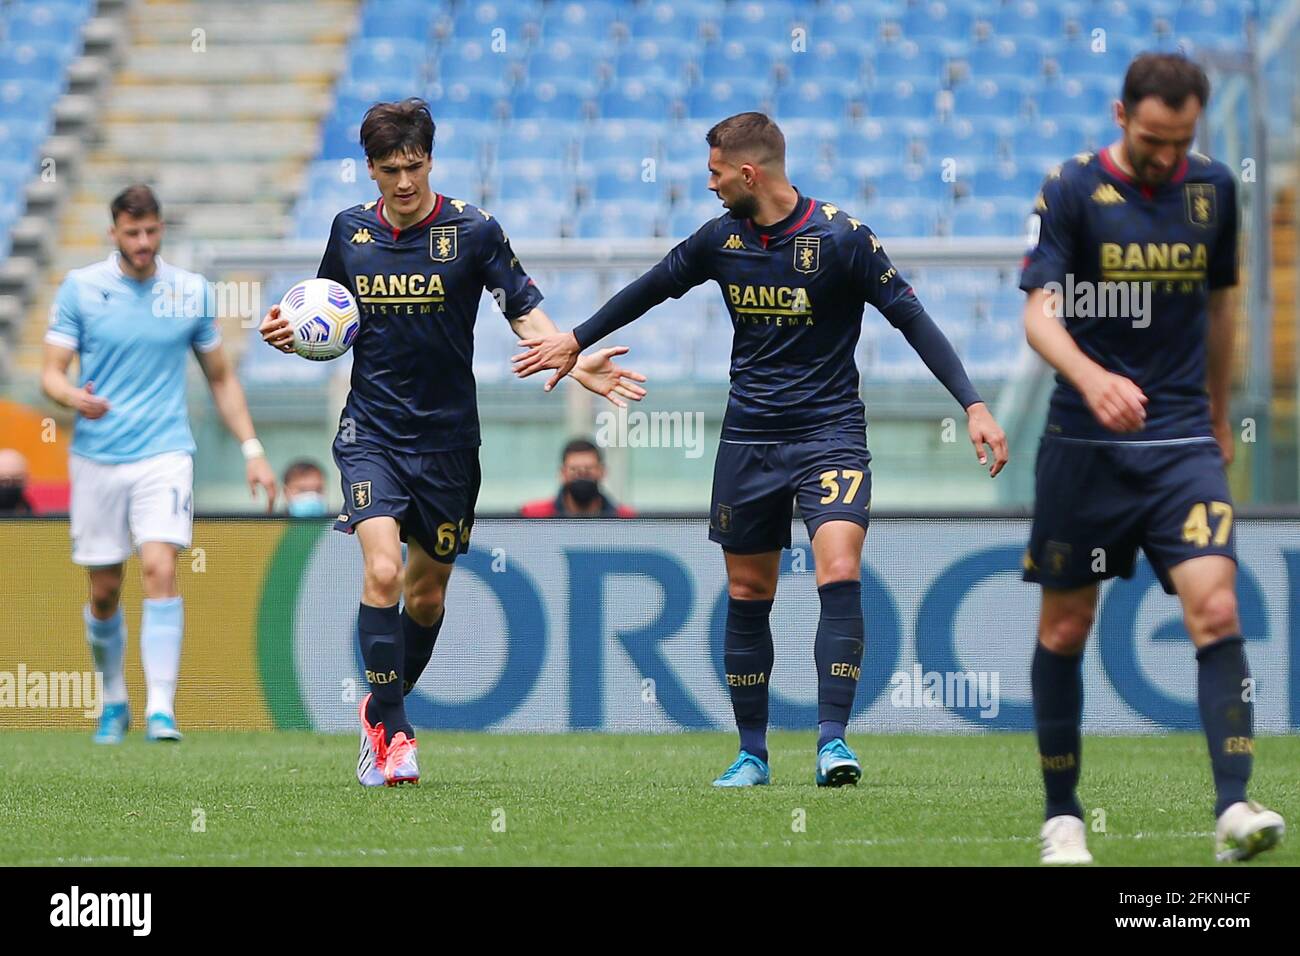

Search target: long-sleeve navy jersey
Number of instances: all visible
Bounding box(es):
[1020,149,1238,441]
[317,194,543,452]
[573,191,980,443]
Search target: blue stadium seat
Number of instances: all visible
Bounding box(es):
[509,81,595,122]
[950,78,1028,119]
[949,199,1028,237]
[429,159,483,203]
[624,2,708,43]
[346,40,427,86]
[715,1,798,43]
[684,82,768,121]
[429,119,488,165]
[698,39,786,88]
[0,43,67,83]
[494,163,577,205]
[920,119,1005,164]
[666,202,722,238]
[319,118,363,161]
[487,199,569,240]
[494,121,574,167]
[446,1,543,46]
[837,122,916,170]
[901,1,974,41]
[579,123,660,166]
[1173,0,1245,37]
[612,41,700,86]
[356,1,440,42]
[293,199,344,240]
[598,80,680,122]
[964,37,1042,81]
[864,78,940,120]
[573,202,660,239]
[432,41,522,88]
[869,165,948,203]
[526,38,612,86]
[780,39,867,88]
[1034,78,1115,118]
[538,1,622,44]
[772,81,852,122]
[3,9,84,56]
[992,1,1066,39]
[585,159,671,204]
[967,162,1040,201]
[794,167,862,204]
[0,77,60,120]
[424,80,509,122]
[804,3,886,44]
[1055,42,1131,82]
[871,40,947,81]
[1083,0,1145,38]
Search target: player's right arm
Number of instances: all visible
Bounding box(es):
[259,213,351,353]
[41,277,109,418]
[1020,170,1147,433]
[512,222,713,389]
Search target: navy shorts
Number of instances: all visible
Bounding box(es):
[709,433,872,553]
[1024,435,1236,595]
[332,438,481,564]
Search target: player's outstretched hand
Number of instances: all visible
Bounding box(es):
[258,305,295,354]
[73,380,110,419]
[574,346,648,409]
[966,402,1009,477]
[1081,368,1147,433]
[513,331,580,392]
[246,455,277,513]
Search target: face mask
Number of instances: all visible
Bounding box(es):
[0,484,24,510]
[287,492,328,517]
[564,478,600,507]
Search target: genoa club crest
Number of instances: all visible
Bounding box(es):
[429,226,458,262]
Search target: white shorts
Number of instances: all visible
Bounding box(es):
[69,451,194,566]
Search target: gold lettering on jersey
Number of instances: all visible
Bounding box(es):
[350,228,374,244]
[1185,183,1216,228]
[1091,183,1125,205]
[821,203,838,220]
[869,233,882,253]
[1099,242,1208,283]
[726,284,813,325]
[722,233,745,250]
[362,200,378,210]
[450,199,467,213]
[355,273,446,300]
[479,208,492,220]
[794,236,820,274]
[847,217,861,230]
[429,226,458,262]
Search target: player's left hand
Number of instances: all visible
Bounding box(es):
[246,456,278,513]
[573,347,648,408]
[512,331,581,391]
[1213,418,1235,466]
[966,402,1009,477]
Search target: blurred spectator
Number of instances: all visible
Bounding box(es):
[0,449,34,515]
[521,438,635,517]
[283,459,328,517]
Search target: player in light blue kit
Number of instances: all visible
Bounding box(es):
[41,185,277,743]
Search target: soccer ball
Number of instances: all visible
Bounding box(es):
[280,278,360,361]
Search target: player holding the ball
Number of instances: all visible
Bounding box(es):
[42,184,277,744]
[258,98,646,787]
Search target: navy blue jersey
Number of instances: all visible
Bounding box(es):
[643,192,924,442]
[1020,150,1238,441]
[317,195,543,452]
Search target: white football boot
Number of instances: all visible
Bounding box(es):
[1215,801,1285,862]
[1040,814,1093,864]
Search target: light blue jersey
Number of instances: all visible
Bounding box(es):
[44,253,222,464]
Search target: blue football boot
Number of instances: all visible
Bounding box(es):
[145,711,183,742]
[815,738,861,787]
[712,750,771,787]
[93,702,129,744]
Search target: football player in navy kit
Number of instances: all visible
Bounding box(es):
[1020,54,1284,863]
[514,112,1008,788]
[259,99,646,786]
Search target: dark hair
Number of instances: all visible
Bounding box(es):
[360,98,436,162]
[1121,53,1210,115]
[110,184,161,223]
[706,111,786,167]
[561,438,602,464]
[282,458,325,485]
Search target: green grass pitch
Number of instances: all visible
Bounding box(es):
[2,731,1294,866]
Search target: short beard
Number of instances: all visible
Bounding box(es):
[725,192,759,220]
